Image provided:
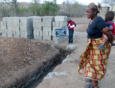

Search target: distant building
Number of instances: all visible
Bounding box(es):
[110,5,115,11]
[103,0,115,11]
[98,1,115,19]
[98,3,110,18]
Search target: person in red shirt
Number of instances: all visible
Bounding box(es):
[67,19,76,43]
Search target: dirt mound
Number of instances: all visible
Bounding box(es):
[0,38,60,88]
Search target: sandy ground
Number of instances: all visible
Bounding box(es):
[0,38,60,87]
[0,17,89,87]
[35,31,115,88]
[0,17,115,88]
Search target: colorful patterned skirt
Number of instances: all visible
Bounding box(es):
[78,38,111,80]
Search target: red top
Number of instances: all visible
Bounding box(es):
[108,22,115,35]
[67,20,76,30]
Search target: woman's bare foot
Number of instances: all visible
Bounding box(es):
[92,80,99,88]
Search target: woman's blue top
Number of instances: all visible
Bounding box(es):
[87,16,106,39]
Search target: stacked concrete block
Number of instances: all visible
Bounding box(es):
[1,17,8,37]
[42,27,52,40]
[52,16,68,42]
[52,21,67,36]
[42,16,54,41]
[1,17,33,39]
[42,22,52,27]
[52,27,67,43]
[53,21,67,28]
[19,17,33,39]
[19,17,27,38]
[0,16,68,42]
[34,28,43,40]
[7,17,20,38]
[0,20,8,37]
[32,16,42,40]
[32,16,42,27]
[6,18,13,37]
[32,16,53,40]
[1,17,20,38]
[27,17,34,39]
[54,16,68,22]
[43,16,54,22]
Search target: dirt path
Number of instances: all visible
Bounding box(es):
[35,31,115,88]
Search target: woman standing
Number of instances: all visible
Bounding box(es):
[78,3,111,88]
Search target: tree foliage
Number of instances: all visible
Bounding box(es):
[0,0,86,18]
[29,3,41,15]
[41,2,59,15]
[60,2,86,17]
[12,0,18,15]
[29,1,59,16]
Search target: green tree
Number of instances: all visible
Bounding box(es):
[61,1,85,17]
[29,1,59,16]
[71,2,86,17]
[12,0,18,16]
[29,4,41,15]
[18,7,28,16]
[41,1,59,16]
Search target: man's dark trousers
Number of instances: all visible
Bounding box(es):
[68,29,74,43]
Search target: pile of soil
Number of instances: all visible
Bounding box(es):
[0,38,61,88]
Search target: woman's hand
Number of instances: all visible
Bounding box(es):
[102,27,109,34]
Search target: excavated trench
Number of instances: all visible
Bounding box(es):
[16,49,71,88]
[0,38,72,88]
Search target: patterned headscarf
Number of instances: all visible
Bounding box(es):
[88,3,100,14]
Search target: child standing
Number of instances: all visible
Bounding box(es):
[67,19,76,44]
[98,11,115,50]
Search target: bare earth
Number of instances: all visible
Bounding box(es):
[36,31,115,88]
[0,17,115,88]
[0,37,59,87]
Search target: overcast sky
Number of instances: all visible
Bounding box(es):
[17,0,103,5]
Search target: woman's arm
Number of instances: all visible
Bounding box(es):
[102,27,109,34]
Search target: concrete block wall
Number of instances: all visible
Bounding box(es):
[8,17,20,38]
[43,16,54,22]
[43,27,52,40]
[33,16,42,40]
[37,16,68,42]
[19,17,33,39]
[54,16,68,22]
[1,16,68,42]
[1,17,20,38]
[1,21,8,37]
[33,16,54,41]
[52,16,68,42]
[1,17,33,39]
[42,16,54,41]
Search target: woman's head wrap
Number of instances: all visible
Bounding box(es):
[88,3,100,14]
